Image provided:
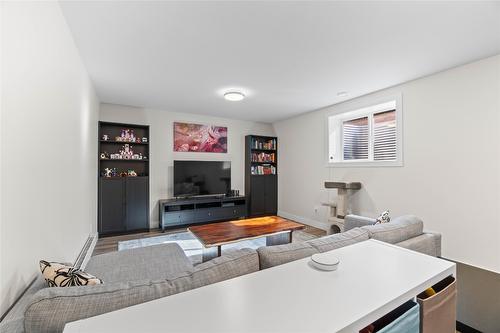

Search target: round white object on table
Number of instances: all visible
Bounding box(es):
[310,253,340,271]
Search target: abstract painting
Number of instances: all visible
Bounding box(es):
[173,122,228,153]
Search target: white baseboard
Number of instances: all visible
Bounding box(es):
[278,210,330,232]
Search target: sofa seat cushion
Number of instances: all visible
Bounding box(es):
[85,243,194,283]
[361,215,424,244]
[305,228,369,253]
[257,242,318,269]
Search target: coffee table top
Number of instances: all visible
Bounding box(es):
[187,216,304,247]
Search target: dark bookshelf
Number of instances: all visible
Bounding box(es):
[245,135,278,217]
[98,121,150,236]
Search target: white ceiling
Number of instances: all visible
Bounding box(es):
[60,1,500,123]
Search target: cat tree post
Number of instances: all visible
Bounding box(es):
[322,182,362,234]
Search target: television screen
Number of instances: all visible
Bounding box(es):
[174,160,231,197]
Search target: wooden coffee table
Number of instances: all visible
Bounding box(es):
[188,216,304,262]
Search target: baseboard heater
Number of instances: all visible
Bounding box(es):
[74,233,98,269]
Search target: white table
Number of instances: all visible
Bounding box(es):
[64,239,455,333]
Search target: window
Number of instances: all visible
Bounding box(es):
[327,96,402,166]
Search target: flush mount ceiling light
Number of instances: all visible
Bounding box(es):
[224,91,245,101]
[337,91,348,98]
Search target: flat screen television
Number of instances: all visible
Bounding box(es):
[173,160,231,197]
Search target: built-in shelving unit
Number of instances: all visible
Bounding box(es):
[245,135,278,217]
[98,121,150,236]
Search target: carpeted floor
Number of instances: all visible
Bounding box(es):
[118,229,319,264]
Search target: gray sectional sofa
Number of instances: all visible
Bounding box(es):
[1,215,441,333]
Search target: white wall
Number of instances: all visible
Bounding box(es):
[0,1,99,315]
[100,104,275,228]
[274,55,500,274]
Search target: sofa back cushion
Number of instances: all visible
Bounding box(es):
[305,228,369,253]
[257,242,318,269]
[191,248,259,287]
[361,215,423,244]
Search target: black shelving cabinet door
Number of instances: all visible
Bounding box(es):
[99,178,126,233]
[250,176,266,216]
[265,176,277,214]
[125,177,149,231]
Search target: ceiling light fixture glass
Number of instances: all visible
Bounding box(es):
[224,91,245,101]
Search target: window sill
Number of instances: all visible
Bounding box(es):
[327,160,403,168]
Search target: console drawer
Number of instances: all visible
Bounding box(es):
[195,209,224,222]
[164,211,196,225]
[163,212,182,225]
[221,205,246,219]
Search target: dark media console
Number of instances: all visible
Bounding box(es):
[159,196,246,231]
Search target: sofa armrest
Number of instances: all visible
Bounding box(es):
[24,249,259,333]
[24,277,195,333]
[396,232,442,257]
[344,214,376,231]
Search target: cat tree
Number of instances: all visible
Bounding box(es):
[322,182,362,234]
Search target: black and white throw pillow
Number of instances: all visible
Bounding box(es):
[375,210,391,224]
[39,260,102,287]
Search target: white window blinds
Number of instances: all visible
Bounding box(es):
[373,110,397,161]
[343,116,369,160]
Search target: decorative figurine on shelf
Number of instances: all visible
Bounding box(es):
[119,171,128,177]
[136,137,141,143]
[103,167,117,178]
[127,169,138,177]
[142,137,148,143]
[99,152,109,160]
[104,168,112,178]
[115,129,138,143]
[132,153,139,160]
[102,134,109,141]
[118,144,134,159]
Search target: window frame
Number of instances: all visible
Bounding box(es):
[326,93,403,167]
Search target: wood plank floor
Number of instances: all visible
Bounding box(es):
[93,222,326,256]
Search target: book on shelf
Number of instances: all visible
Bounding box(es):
[252,138,276,150]
[251,152,276,163]
[251,164,276,175]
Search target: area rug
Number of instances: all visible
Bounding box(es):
[118,230,318,265]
